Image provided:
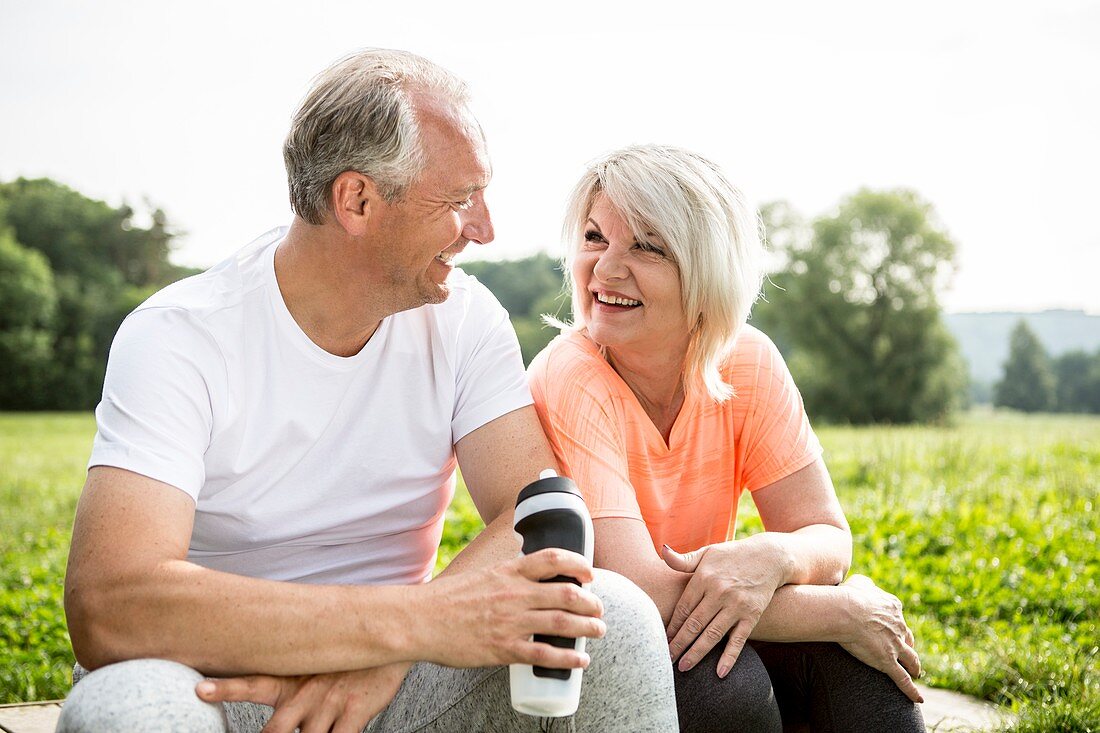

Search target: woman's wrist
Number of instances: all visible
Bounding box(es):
[742,532,797,589]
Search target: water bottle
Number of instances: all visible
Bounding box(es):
[509,469,595,717]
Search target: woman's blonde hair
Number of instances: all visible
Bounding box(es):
[557,144,764,402]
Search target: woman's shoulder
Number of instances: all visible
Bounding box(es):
[719,324,791,396]
[722,324,782,369]
[529,331,622,403]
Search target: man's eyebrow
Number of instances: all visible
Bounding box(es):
[450,181,489,198]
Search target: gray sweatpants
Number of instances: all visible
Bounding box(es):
[57,571,678,732]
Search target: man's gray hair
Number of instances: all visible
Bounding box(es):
[558,144,765,402]
[284,49,470,225]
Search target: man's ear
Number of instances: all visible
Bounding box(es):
[330,171,382,235]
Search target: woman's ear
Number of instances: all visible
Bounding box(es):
[330,171,381,236]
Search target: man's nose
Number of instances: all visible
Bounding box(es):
[462,192,494,245]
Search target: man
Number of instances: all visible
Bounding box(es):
[58,49,676,732]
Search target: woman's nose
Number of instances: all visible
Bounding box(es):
[593,246,628,281]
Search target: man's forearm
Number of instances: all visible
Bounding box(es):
[435,511,517,578]
[69,560,429,677]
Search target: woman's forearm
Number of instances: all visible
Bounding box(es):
[757,524,853,588]
[749,582,856,642]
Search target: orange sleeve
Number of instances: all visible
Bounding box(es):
[528,337,644,521]
[734,327,824,491]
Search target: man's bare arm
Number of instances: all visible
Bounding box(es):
[447,405,562,573]
[66,464,602,676]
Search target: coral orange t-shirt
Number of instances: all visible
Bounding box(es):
[528,326,822,554]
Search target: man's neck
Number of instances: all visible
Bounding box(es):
[274,219,389,358]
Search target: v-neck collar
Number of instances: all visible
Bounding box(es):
[575,333,698,454]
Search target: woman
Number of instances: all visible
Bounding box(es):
[529,145,925,732]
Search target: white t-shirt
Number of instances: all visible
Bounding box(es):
[89,227,532,586]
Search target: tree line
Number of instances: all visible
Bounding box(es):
[995,320,1100,414]
[0,178,196,410]
[8,177,1091,421]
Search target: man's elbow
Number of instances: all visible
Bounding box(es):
[65,577,140,670]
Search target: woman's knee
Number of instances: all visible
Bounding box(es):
[675,642,782,733]
[58,659,229,733]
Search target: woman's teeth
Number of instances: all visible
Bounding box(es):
[596,293,641,307]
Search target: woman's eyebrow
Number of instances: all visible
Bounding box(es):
[585,218,603,232]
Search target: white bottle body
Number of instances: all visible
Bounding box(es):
[509,478,594,717]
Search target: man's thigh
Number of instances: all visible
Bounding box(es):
[372,569,677,733]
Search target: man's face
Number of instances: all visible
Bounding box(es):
[369,100,494,311]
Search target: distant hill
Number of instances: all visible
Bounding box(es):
[944,310,1100,391]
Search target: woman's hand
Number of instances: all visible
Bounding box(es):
[196,662,410,733]
[662,537,786,677]
[836,574,924,703]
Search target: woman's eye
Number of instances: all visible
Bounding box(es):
[583,230,606,246]
[635,241,665,257]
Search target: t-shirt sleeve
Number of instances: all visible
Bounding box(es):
[450,282,534,443]
[737,329,824,492]
[529,340,642,522]
[88,307,222,501]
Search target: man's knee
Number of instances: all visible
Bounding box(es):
[572,570,678,730]
[589,569,667,662]
[58,659,228,733]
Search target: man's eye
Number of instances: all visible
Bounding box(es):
[452,198,474,211]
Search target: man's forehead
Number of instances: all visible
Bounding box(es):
[416,106,492,192]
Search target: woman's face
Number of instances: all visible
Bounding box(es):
[572,194,692,355]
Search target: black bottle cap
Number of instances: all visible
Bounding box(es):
[515,475,582,507]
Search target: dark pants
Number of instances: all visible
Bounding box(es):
[673,640,926,733]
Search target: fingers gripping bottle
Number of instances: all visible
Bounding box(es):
[509,469,595,717]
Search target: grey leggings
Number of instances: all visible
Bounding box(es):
[58,571,678,733]
[674,639,925,733]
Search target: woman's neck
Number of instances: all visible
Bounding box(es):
[605,341,690,444]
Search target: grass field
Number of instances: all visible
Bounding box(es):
[1,411,1097,730]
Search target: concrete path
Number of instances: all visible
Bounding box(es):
[0,685,1014,732]
[918,683,1013,732]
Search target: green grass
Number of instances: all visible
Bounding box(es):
[2,411,1097,730]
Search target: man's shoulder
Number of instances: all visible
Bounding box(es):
[136,227,283,322]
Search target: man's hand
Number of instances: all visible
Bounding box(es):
[196,662,410,733]
[836,574,924,703]
[662,538,785,677]
[416,547,606,669]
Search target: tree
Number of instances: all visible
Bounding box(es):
[0,227,57,408]
[0,178,189,409]
[1052,349,1100,414]
[994,320,1056,412]
[757,189,966,423]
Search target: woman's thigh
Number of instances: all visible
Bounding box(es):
[751,640,925,733]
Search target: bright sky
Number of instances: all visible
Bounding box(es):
[2,0,1097,314]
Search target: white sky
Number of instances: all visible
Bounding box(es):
[2,0,1098,314]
